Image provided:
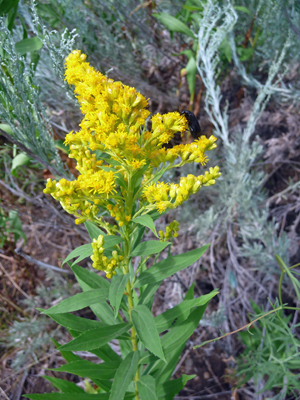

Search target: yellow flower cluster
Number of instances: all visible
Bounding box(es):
[143,167,221,213]
[149,135,217,168]
[43,50,221,277]
[44,170,116,225]
[91,235,124,278]
[63,50,188,170]
[159,220,180,242]
[107,204,131,227]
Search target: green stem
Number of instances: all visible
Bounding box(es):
[123,181,140,399]
[126,276,140,399]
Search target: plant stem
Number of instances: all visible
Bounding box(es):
[124,183,140,399]
[126,279,140,399]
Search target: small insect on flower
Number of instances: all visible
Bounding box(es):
[181,110,201,139]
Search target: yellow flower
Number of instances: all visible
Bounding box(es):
[44,50,221,256]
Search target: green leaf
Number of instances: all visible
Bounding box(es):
[84,221,106,239]
[72,264,110,290]
[43,376,84,393]
[143,305,208,384]
[62,243,93,265]
[137,376,157,400]
[15,36,43,55]
[11,152,31,173]
[153,12,195,38]
[7,2,18,31]
[183,5,203,11]
[186,56,197,99]
[39,288,108,315]
[138,282,161,306]
[46,312,107,332]
[58,323,131,352]
[109,273,129,318]
[184,283,195,300]
[92,344,122,363]
[51,338,82,363]
[131,241,170,257]
[30,50,40,71]
[0,0,19,15]
[23,394,135,400]
[179,49,194,59]
[104,235,124,248]
[234,6,251,15]
[157,374,195,399]
[134,244,210,287]
[132,163,150,193]
[72,265,116,325]
[51,359,120,380]
[109,351,140,400]
[0,123,13,135]
[63,235,123,265]
[219,36,232,63]
[55,140,69,154]
[148,209,168,222]
[8,210,26,243]
[132,305,166,361]
[132,215,158,238]
[236,46,254,61]
[131,225,146,252]
[174,282,196,325]
[154,290,218,333]
[92,379,112,393]
[137,375,157,400]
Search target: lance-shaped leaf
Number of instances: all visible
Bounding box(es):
[141,305,209,377]
[186,56,197,99]
[43,376,84,393]
[153,12,195,38]
[84,221,106,239]
[109,273,129,318]
[50,359,120,380]
[132,215,158,238]
[47,313,107,332]
[63,244,92,266]
[134,244,210,287]
[39,289,108,315]
[154,290,218,333]
[72,264,117,325]
[109,351,140,400]
[132,305,166,362]
[138,282,161,306]
[156,374,195,400]
[137,375,157,400]
[63,235,123,266]
[72,264,110,290]
[15,36,43,55]
[58,323,131,352]
[23,394,135,400]
[131,241,170,257]
[51,338,82,364]
[145,306,208,385]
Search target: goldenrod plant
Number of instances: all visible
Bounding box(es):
[25,50,221,399]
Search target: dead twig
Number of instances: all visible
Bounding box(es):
[14,248,73,275]
[0,386,10,400]
[0,293,29,317]
[0,261,30,299]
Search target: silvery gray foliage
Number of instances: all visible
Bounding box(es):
[185,0,292,275]
[0,3,78,178]
[227,0,300,103]
[0,20,65,178]
[30,0,78,101]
